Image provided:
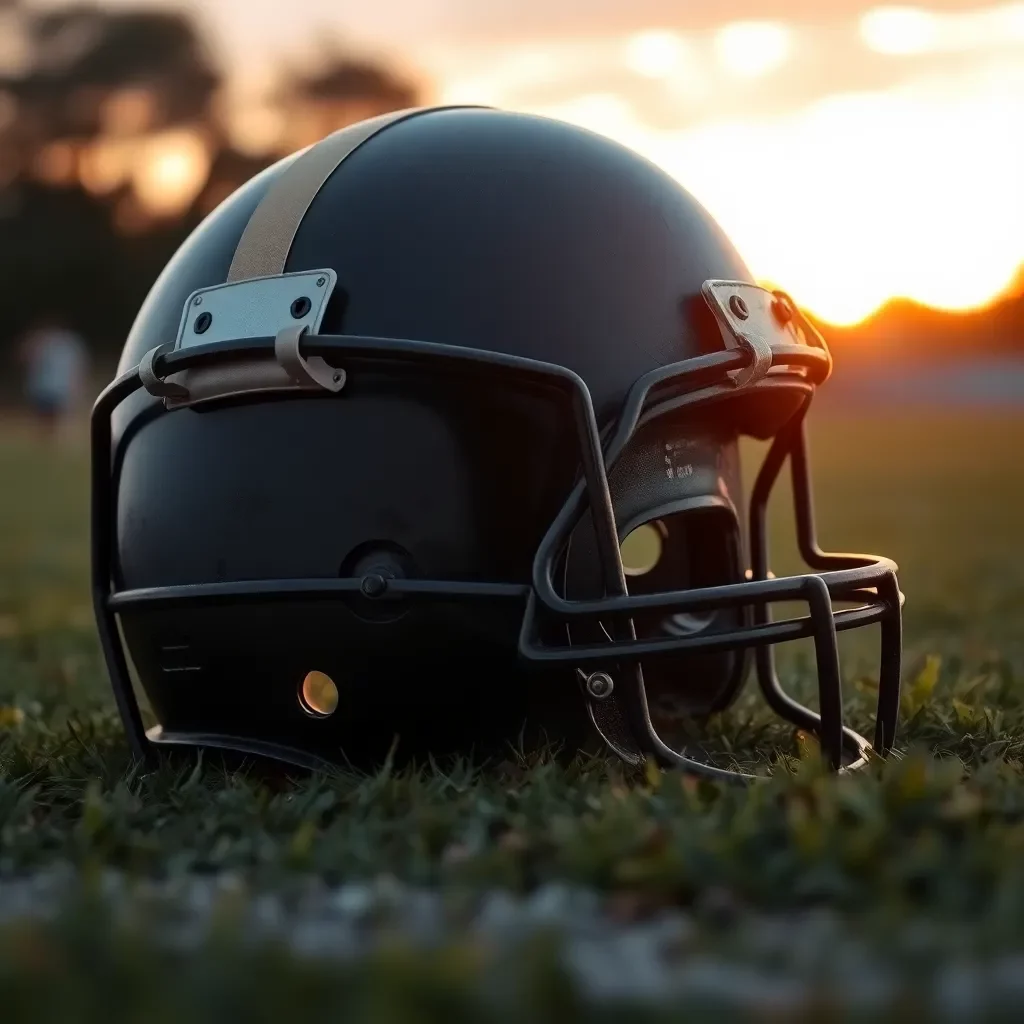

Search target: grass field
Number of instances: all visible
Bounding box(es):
[2,408,1024,1021]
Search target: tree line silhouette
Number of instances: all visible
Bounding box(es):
[0,1,420,377]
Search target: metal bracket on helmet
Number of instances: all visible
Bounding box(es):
[137,269,346,408]
[174,269,339,352]
[701,280,824,389]
[275,325,346,392]
[139,343,189,399]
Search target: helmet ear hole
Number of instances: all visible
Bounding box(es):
[564,494,748,716]
[623,503,740,610]
[619,521,667,577]
[625,503,748,716]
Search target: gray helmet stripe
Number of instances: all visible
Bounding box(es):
[226,105,488,283]
[226,108,418,282]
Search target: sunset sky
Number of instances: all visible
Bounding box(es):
[59,0,1024,325]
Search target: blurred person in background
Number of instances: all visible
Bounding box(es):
[18,315,90,442]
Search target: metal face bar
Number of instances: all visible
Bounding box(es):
[91,371,154,764]
[745,410,904,770]
[517,599,889,663]
[108,578,529,610]
[747,408,836,742]
[875,571,904,755]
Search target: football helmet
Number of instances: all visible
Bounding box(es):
[91,106,904,781]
